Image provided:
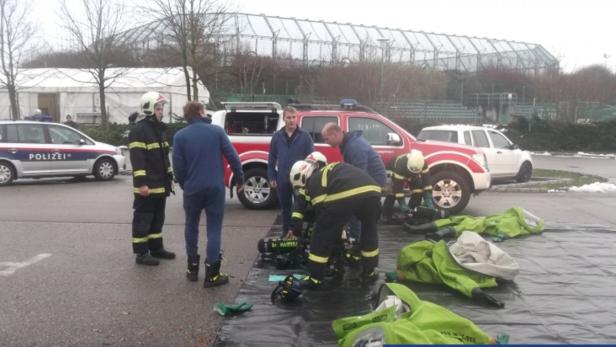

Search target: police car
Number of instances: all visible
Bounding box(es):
[0,121,125,186]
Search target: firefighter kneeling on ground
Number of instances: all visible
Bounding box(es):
[382,149,436,225]
[272,158,382,302]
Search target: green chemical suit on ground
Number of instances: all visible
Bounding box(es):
[332,283,496,345]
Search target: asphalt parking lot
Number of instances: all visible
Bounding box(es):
[1,155,615,346]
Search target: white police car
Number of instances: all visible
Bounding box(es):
[0,121,125,185]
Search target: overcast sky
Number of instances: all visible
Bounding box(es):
[36,0,614,73]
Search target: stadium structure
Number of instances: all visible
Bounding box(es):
[121,12,559,74]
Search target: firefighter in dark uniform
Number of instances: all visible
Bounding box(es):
[289,160,382,289]
[128,91,176,265]
[288,151,328,240]
[382,149,434,223]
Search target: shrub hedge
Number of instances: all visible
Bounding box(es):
[80,122,188,147]
[80,118,616,153]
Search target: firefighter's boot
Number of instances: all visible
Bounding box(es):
[151,248,176,259]
[136,252,159,266]
[204,259,229,288]
[186,255,200,282]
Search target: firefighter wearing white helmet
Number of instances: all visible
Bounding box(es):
[382,149,434,224]
[305,151,327,169]
[279,161,381,297]
[127,91,175,266]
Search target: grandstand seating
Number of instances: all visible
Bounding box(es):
[384,101,483,123]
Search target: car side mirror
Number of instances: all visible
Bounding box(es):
[386,132,402,146]
[78,138,86,145]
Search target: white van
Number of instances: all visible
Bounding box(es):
[418,125,533,182]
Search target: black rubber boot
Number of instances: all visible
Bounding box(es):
[361,267,379,285]
[136,252,159,266]
[426,227,457,241]
[403,221,438,234]
[204,260,229,288]
[186,255,200,282]
[151,248,176,259]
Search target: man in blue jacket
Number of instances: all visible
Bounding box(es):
[173,102,245,288]
[268,106,314,238]
[322,123,386,241]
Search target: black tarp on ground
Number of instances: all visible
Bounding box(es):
[214,222,616,346]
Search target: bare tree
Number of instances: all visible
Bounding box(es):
[151,0,228,101]
[0,0,35,120]
[60,0,127,125]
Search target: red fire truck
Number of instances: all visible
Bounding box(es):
[211,100,490,214]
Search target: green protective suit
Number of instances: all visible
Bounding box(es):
[332,283,493,346]
[434,207,544,239]
[397,240,497,298]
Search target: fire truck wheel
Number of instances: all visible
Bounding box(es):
[238,168,278,209]
[431,170,470,215]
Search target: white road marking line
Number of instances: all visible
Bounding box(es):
[0,253,52,276]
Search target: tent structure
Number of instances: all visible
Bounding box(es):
[0,67,209,124]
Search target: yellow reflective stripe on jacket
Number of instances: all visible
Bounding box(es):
[312,194,326,204]
[423,186,432,191]
[148,233,162,239]
[411,189,423,193]
[292,212,304,219]
[361,249,379,258]
[393,172,406,180]
[163,141,170,148]
[312,185,382,205]
[321,163,338,188]
[133,170,146,177]
[308,253,329,264]
[395,193,405,198]
[146,143,161,150]
[132,237,148,244]
[133,187,166,194]
[129,141,146,149]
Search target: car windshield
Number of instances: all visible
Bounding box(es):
[418,130,458,143]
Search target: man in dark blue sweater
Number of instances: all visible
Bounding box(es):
[268,106,314,238]
[173,102,244,288]
[322,123,386,241]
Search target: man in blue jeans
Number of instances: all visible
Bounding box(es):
[173,102,244,288]
[268,106,314,238]
[322,123,386,241]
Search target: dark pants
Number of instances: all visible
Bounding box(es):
[132,196,166,254]
[183,186,225,264]
[308,194,381,280]
[276,180,295,235]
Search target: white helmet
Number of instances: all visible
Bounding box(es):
[406,149,425,174]
[289,160,316,188]
[305,151,327,166]
[140,91,167,116]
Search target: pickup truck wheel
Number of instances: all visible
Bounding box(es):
[238,168,277,209]
[515,162,533,183]
[431,171,470,215]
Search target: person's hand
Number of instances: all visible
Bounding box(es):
[283,231,296,240]
[270,180,277,189]
[236,184,245,194]
[138,185,150,197]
